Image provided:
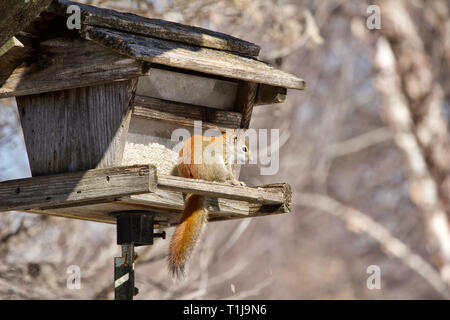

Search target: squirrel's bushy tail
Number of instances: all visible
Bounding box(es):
[168,194,207,278]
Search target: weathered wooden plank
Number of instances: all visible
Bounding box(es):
[49,0,260,57]
[0,37,23,57]
[0,165,157,212]
[0,36,33,90]
[136,68,238,110]
[16,79,138,176]
[157,175,288,205]
[0,0,52,49]
[27,206,119,224]
[255,84,287,106]
[81,26,306,90]
[121,184,291,219]
[133,96,242,130]
[23,183,290,226]
[27,173,290,209]
[0,38,148,98]
[234,81,258,128]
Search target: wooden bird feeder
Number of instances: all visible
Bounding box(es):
[0,0,304,299]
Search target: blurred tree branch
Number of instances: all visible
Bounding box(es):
[297,192,450,298]
[367,0,450,284]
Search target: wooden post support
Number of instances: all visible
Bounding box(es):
[234,81,259,129]
[16,78,138,176]
[254,84,287,106]
[232,80,258,177]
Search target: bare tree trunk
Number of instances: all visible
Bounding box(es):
[370,0,450,283]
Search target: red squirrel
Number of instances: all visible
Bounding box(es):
[168,130,252,277]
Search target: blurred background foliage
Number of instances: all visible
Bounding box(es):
[1,0,450,299]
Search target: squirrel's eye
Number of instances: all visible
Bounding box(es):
[242,146,248,152]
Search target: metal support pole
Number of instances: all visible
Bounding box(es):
[114,243,137,300]
[111,211,166,300]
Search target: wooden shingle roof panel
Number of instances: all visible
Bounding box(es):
[49,0,260,57]
[0,38,147,98]
[81,26,306,90]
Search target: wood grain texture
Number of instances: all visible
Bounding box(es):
[157,175,287,205]
[234,81,258,128]
[1,164,291,226]
[0,36,33,90]
[0,0,52,49]
[0,38,147,98]
[0,165,157,212]
[81,26,306,90]
[23,183,291,226]
[255,84,287,106]
[132,95,242,130]
[122,183,291,221]
[17,79,138,176]
[49,0,260,57]
[0,37,23,57]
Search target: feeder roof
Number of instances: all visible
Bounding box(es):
[48,0,305,90]
[50,0,261,57]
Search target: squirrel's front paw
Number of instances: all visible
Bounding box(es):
[231,179,246,186]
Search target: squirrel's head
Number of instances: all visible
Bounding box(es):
[224,129,252,164]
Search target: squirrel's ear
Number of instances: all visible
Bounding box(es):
[225,129,238,142]
[228,129,245,143]
[234,129,245,139]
